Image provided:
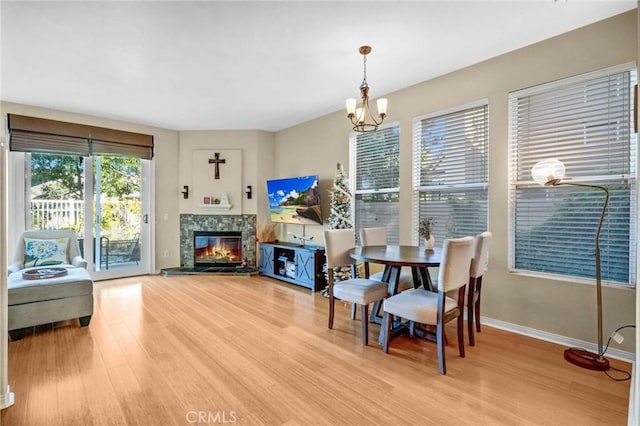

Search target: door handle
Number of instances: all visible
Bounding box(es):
[143,214,148,224]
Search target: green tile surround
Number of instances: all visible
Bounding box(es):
[179,214,256,268]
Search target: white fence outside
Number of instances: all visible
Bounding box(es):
[30,199,85,232]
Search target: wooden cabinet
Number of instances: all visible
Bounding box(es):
[258,242,326,292]
[259,243,275,276]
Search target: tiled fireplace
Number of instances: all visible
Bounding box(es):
[180,214,256,268]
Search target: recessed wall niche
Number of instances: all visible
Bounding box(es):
[193,149,242,214]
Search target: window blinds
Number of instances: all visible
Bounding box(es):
[508,63,636,285]
[8,114,154,160]
[412,101,489,244]
[350,125,400,244]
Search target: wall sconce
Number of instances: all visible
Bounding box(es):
[181,185,189,199]
[245,185,252,199]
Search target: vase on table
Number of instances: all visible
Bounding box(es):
[424,235,435,250]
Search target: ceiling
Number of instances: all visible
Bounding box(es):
[1,1,636,132]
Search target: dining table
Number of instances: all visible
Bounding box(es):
[349,244,442,321]
[349,244,442,294]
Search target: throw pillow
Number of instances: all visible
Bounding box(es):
[23,237,69,268]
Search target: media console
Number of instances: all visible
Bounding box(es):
[258,241,327,292]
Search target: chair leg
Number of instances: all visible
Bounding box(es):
[436,321,446,375]
[475,277,482,333]
[351,303,357,320]
[467,276,476,346]
[8,329,24,341]
[328,293,335,329]
[457,314,465,358]
[79,315,92,327]
[382,312,392,353]
[361,304,369,345]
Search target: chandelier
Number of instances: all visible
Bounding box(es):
[346,45,387,132]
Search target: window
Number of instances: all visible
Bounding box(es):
[412,101,489,245]
[350,124,400,244]
[8,114,153,279]
[508,63,637,286]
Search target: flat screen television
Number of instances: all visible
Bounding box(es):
[266,175,323,225]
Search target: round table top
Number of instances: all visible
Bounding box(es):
[349,245,442,267]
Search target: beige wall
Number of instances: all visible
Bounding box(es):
[0,101,180,271]
[274,10,638,352]
[177,130,272,217]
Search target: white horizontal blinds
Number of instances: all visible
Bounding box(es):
[412,102,489,244]
[352,125,400,244]
[513,72,631,181]
[509,64,636,285]
[8,114,154,160]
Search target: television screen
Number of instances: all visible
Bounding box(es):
[267,175,323,225]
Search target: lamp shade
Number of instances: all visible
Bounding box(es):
[377,98,388,115]
[531,159,566,186]
[346,98,357,115]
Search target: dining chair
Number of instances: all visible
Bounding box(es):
[381,236,475,374]
[468,231,491,346]
[323,229,389,345]
[359,227,415,292]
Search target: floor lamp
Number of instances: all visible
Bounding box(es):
[531,159,610,371]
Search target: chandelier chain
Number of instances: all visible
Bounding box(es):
[361,54,368,88]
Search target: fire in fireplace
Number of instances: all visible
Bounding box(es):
[193,231,243,267]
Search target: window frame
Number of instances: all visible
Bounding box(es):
[349,122,401,244]
[507,62,637,288]
[412,99,490,246]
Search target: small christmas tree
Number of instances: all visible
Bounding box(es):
[322,162,354,295]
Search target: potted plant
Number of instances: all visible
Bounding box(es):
[418,217,436,250]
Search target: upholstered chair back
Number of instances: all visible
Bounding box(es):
[323,229,357,269]
[437,236,474,293]
[12,229,84,269]
[470,231,492,279]
[359,227,387,246]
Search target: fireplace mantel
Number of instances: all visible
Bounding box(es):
[198,203,232,211]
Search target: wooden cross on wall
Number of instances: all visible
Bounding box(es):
[208,152,226,180]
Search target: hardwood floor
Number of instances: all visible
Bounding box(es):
[2,274,631,425]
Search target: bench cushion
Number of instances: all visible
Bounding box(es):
[8,267,93,306]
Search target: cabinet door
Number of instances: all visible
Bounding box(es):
[259,244,274,275]
[295,250,315,286]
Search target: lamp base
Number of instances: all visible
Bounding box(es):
[564,348,610,371]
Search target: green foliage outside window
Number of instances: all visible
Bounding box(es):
[30,153,141,241]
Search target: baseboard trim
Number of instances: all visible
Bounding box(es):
[480,316,634,363]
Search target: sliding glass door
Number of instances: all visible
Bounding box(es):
[25,152,151,279]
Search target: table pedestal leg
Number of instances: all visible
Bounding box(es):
[369,265,400,324]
